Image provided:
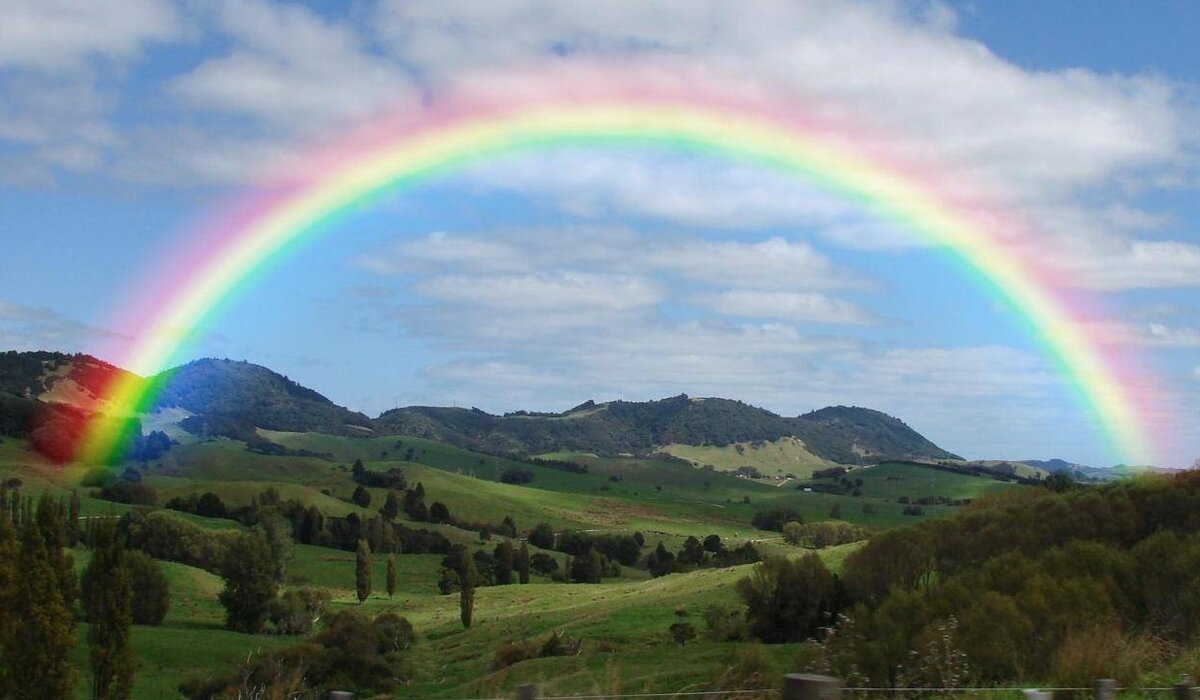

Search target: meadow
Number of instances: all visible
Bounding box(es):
[0,430,1028,698]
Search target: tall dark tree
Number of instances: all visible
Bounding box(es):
[517,542,531,584]
[493,540,514,585]
[381,490,401,520]
[356,538,372,604]
[83,521,136,700]
[352,485,372,508]
[0,494,18,697]
[218,532,277,633]
[12,515,77,698]
[454,548,478,629]
[386,554,397,599]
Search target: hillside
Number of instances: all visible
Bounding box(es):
[151,359,374,436]
[0,351,957,466]
[378,395,961,465]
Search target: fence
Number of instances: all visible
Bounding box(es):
[325,674,1198,700]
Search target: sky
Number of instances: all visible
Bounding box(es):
[0,0,1198,468]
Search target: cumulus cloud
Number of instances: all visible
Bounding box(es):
[169,0,417,132]
[700,290,878,325]
[0,0,179,72]
[414,272,663,311]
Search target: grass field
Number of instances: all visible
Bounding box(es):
[0,429,1029,698]
[657,437,834,478]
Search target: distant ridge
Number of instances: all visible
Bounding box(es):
[377,394,961,465]
[1,351,959,465]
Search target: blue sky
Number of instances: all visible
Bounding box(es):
[1,1,1198,467]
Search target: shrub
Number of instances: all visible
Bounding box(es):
[491,639,536,670]
[126,551,170,625]
[669,622,697,645]
[269,589,329,635]
[751,507,802,532]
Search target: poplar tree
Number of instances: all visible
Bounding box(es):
[494,540,514,585]
[13,515,78,699]
[356,539,372,604]
[517,542,531,584]
[386,554,397,599]
[83,521,135,700]
[0,496,18,698]
[457,548,477,629]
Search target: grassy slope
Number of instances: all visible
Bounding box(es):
[0,431,1025,698]
[657,437,834,478]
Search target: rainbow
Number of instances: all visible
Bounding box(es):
[76,81,1155,465]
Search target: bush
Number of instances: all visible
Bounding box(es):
[669,622,697,645]
[500,468,535,485]
[126,551,170,625]
[96,479,157,506]
[491,639,536,670]
[751,507,802,532]
[711,645,776,694]
[703,604,749,641]
[269,589,329,635]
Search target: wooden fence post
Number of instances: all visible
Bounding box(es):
[517,683,538,700]
[1176,674,1193,700]
[1095,679,1116,700]
[782,674,840,700]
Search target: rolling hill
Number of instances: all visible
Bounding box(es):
[378,395,961,465]
[2,351,961,466]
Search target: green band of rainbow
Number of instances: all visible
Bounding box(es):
[77,97,1155,465]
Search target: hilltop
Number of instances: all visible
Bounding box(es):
[378,395,960,466]
[0,352,963,467]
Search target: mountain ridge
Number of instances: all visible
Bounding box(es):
[4,351,960,465]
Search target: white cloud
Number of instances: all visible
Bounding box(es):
[1146,323,1200,348]
[169,0,417,133]
[701,290,877,325]
[414,272,662,311]
[0,0,179,72]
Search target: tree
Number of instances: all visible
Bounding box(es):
[570,548,605,583]
[352,485,372,508]
[83,521,135,700]
[126,552,170,626]
[381,490,401,520]
[645,542,677,577]
[0,495,19,697]
[678,536,705,566]
[255,515,294,583]
[829,502,843,519]
[494,540,514,585]
[218,532,277,633]
[386,554,397,599]
[356,539,372,604]
[454,548,478,629]
[703,534,724,553]
[782,521,805,546]
[737,554,840,643]
[517,542,531,584]
[669,622,697,645]
[12,514,77,698]
[430,501,451,524]
[528,522,555,549]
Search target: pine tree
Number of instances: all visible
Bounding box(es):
[386,554,397,598]
[457,548,477,629]
[83,521,135,700]
[356,538,372,604]
[517,542,531,584]
[12,515,78,699]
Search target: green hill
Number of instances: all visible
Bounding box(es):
[152,358,374,436]
[378,395,961,465]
